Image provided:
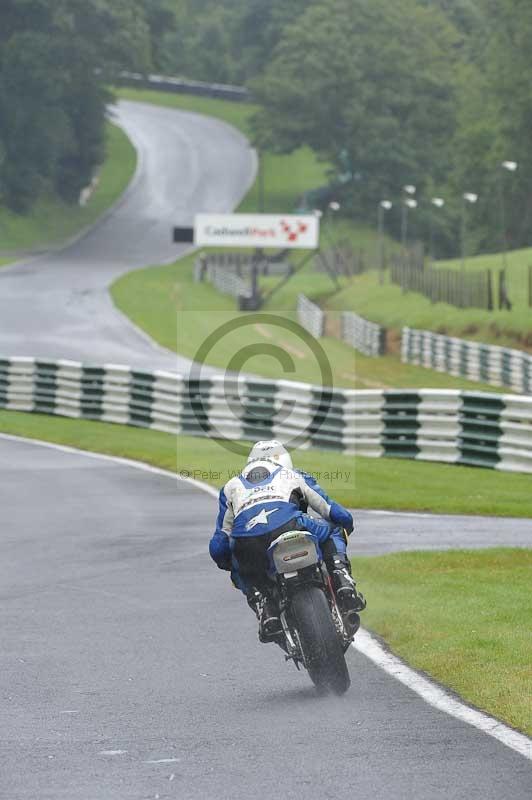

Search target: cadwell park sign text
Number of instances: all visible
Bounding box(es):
[194,213,320,249]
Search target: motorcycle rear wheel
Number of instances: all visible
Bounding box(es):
[291,585,351,695]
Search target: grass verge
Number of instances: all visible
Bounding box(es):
[357,548,532,735]
[1,410,532,517]
[0,121,136,255]
[319,230,532,352]
[284,216,532,352]
[323,269,532,352]
[111,253,504,392]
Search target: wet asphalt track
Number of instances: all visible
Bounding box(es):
[0,98,530,797]
[0,100,255,372]
[1,437,531,800]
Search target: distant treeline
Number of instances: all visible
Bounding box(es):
[160,0,532,258]
[0,0,174,212]
[3,0,532,262]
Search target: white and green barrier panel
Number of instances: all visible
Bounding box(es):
[297,294,325,338]
[195,256,252,300]
[1,357,531,473]
[297,297,386,356]
[341,311,387,356]
[402,327,532,395]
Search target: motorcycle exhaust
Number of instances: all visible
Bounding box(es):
[344,610,361,634]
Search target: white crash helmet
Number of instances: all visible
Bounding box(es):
[247,440,293,470]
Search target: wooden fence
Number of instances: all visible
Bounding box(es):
[390,259,493,310]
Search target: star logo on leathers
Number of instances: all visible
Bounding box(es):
[245,508,280,531]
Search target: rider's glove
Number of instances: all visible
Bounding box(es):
[330,503,354,535]
[209,532,232,569]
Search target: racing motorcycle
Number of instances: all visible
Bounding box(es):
[266,529,359,695]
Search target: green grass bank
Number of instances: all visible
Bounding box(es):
[1,411,531,517]
[0,121,136,256]
[311,218,532,352]
[111,252,503,392]
[322,260,532,353]
[357,548,532,735]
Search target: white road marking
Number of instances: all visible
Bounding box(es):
[360,509,435,518]
[99,750,128,756]
[353,630,532,761]
[145,758,181,764]
[1,432,531,761]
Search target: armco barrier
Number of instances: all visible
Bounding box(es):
[194,256,251,300]
[197,253,290,279]
[117,71,250,102]
[207,264,251,300]
[402,327,532,395]
[341,312,386,356]
[1,357,531,474]
[297,295,325,338]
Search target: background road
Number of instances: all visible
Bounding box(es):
[355,509,532,554]
[2,436,530,800]
[0,101,255,373]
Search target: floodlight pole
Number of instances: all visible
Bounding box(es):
[499,160,518,272]
[251,250,261,307]
[377,200,392,284]
[401,185,416,251]
[429,198,445,264]
[461,192,478,273]
[461,196,466,273]
[245,148,266,309]
[258,151,265,214]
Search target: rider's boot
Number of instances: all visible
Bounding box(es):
[246,588,282,642]
[329,557,366,618]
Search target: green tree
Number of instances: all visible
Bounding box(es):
[423,0,482,35]
[447,0,532,251]
[252,0,458,226]
[0,0,150,211]
[231,0,314,82]
[161,1,237,83]
[0,30,73,211]
[142,0,178,71]
[159,0,316,83]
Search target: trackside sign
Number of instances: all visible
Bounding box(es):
[194,213,320,249]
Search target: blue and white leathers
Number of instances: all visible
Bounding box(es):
[209,460,354,588]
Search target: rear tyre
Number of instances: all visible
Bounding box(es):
[291,585,350,695]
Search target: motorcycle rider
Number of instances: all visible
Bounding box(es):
[209,440,365,641]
